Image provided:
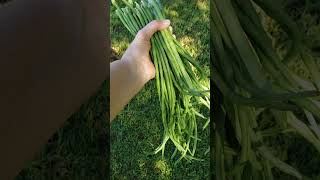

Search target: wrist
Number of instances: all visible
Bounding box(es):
[120,58,150,86]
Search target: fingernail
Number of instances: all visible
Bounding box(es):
[163,19,170,26]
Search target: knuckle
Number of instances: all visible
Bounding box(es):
[150,20,157,24]
[137,30,146,39]
[150,20,160,25]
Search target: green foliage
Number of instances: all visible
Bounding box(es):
[111,0,210,179]
[211,0,320,179]
[264,6,320,179]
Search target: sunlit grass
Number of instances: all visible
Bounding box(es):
[154,159,172,178]
[197,0,209,11]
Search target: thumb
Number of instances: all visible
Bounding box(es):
[136,20,171,41]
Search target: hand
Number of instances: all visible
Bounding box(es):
[121,19,171,84]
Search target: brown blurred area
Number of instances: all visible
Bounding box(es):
[0,0,109,179]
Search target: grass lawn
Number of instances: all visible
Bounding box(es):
[110,0,210,179]
[15,81,108,180]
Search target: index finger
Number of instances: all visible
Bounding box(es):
[136,19,171,41]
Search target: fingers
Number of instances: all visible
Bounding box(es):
[136,19,170,41]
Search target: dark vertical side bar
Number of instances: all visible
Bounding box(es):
[0,0,109,179]
[106,0,111,179]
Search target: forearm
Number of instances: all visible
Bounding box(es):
[110,60,148,121]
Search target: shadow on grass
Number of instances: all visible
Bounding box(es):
[16,81,108,180]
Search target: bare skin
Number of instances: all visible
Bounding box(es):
[110,20,170,121]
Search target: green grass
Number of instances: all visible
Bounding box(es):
[15,81,108,180]
[111,0,210,179]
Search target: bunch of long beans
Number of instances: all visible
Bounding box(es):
[211,0,320,179]
[112,0,210,162]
